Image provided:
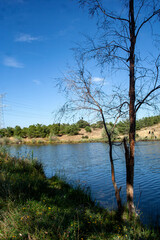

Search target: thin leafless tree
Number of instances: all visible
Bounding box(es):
[56,58,126,213]
[76,0,160,216]
[56,0,160,216]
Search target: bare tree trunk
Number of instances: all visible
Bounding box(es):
[100,109,122,213]
[127,0,136,216]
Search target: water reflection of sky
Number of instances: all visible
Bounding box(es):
[7,141,160,226]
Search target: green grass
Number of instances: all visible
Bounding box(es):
[0,149,159,240]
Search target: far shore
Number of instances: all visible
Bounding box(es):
[0,123,160,145]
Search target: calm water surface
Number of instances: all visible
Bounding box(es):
[7,141,160,226]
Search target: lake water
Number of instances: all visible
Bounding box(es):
[6,141,160,226]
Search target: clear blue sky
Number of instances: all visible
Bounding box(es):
[0,0,159,128]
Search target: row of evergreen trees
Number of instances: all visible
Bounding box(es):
[0,116,160,138]
[0,120,91,138]
[116,115,160,135]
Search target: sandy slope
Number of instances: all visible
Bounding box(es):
[57,128,103,142]
[136,123,160,140]
[8,123,160,144]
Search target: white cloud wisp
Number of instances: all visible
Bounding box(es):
[3,56,24,68]
[15,33,41,43]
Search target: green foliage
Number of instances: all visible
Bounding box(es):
[6,127,14,137]
[116,119,130,135]
[14,125,22,137]
[96,121,104,128]
[136,115,160,130]
[21,127,28,138]
[49,123,60,136]
[91,121,104,129]
[28,125,37,138]
[85,126,92,132]
[27,124,49,138]
[65,124,79,135]
[82,135,89,139]
[1,115,160,140]
[102,124,119,139]
[116,115,160,135]
[0,128,6,138]
[36,124,49,138]
[77,119,90,128]
[59,123,70,135]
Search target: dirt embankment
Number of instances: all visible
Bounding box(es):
[57,128,103,142]
[5,123,160,145]
[6,128,104,145]
[136,123,160,140]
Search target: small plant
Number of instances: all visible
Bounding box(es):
[85,126,92,133]
[49,134,58,142]
[82,135,89,139]
[31,138,36,144]
[37,139,45,144]
[13,136,22,144]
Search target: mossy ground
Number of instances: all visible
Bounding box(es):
[0,149,159,239]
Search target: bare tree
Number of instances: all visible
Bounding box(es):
[56,58,126,213]
[74,0,160,216]
[57,0,160,217]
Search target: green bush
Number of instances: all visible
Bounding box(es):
[85,126,92,133]
[102,125,119,139]
[77,119,90,128]
[82,135,89,139]
[65,124,79,135]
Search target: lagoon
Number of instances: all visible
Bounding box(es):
[6,141,160,226]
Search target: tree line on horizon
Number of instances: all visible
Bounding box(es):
[0,115,160,139]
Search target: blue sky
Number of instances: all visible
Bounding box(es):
[1,0,98,127]
[0,0,159,128]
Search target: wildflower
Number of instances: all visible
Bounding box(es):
[48,207,51,210]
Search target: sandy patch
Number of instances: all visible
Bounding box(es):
[57,128,103,142]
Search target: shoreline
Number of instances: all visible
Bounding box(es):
[0,136,160,146]
[0,150,159,239]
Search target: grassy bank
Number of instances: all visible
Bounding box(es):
[1,136,160,146]
[0,136,108,145]
[0,150,159,239]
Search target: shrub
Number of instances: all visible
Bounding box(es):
[65,124,79,135]
[31,139,36,144]
[13,136,22,144]
[77,119,90,128]
[49,135,58,142]
[102,125,119,139]
[85,126,92,133]
[82,135,89,139]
